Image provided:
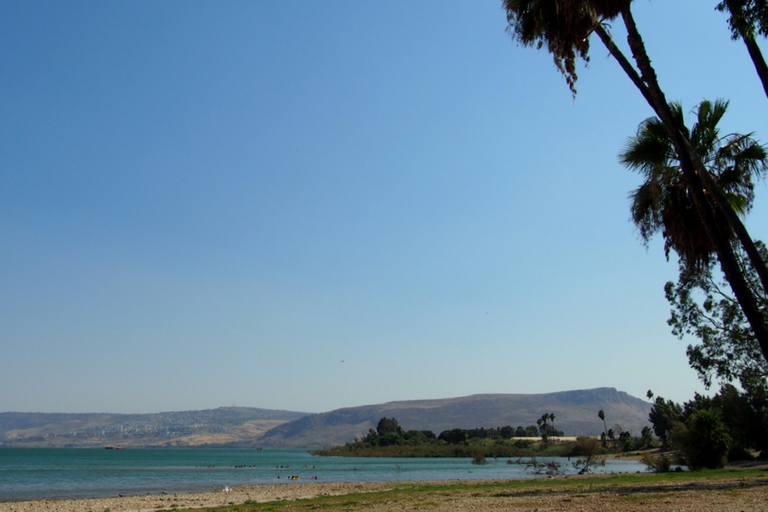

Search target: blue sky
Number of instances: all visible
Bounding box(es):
[1,1,767,415]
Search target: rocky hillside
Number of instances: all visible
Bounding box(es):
[258,388,652,448]
[0,407,307,447]
[0,388,652,448]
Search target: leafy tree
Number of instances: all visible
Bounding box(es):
[536,413,563,442]
[618,429,633,451]
[403,430,435,446]
[376,417,404,437]
[500,425,516,439]
[672,408,732,469]
[503,0,768,363]
[640,426,655,448]
[361,428,379,446]
[621,97,768,384]
[515,425,540,437]
[438,428,467,445]
[711,383,768,456]
[678,387,767,460]
[648,395,684,447]
[666,241,768,396]
[717,0,768,100]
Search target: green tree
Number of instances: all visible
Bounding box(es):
[438,428,468,445]
[620,98,768,394]
[620,99,767,269]
[536,413,562,442]
[648,395,684,447]
[503,0,768,363]
[711,383,768,456]
[500,425,516,439]
[666,241,768,396]
[673,408,732,469]
[640,426,654,448]
[717,0,768,100]
[376,417,404,438]
[598,409,608,445]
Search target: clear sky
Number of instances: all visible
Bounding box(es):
[2,1,767,415]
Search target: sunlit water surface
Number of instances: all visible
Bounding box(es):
[0,448,647,501]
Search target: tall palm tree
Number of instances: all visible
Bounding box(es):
[620,99,768,271]
[503,0,768,363]
[598,409,608,445]
[718,0,768,101]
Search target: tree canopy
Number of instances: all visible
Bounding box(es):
[620,99,767,269]
[504,0,768,369]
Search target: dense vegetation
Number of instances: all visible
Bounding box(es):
[312,416,653,460]
[645,384,767,470]
[504,1,768,472]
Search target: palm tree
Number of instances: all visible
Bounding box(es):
[621,99,768,271]
[502,0,629,97]
[503,1,768,363]
[598,409,608,446]
[621,99,768,363]
[718,0,768,101]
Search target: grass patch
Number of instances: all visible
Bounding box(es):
[167,469,768,512]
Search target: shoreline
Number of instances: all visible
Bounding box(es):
[0,481,395,512]
[3,471,768,512]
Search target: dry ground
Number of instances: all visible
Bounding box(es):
[2,471,768,512]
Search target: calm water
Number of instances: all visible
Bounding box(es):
[0,448,646,501]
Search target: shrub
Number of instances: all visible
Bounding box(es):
[675,409,732,469]
[641,452,671,473]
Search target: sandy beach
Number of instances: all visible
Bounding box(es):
[2,473,768,512]
[0,481,390,512]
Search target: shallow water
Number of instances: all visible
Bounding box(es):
[0,448,646,501]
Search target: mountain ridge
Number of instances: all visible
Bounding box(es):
[258,387,651,448]
[0,388,651,448]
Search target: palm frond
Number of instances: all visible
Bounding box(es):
[621,99,766,269]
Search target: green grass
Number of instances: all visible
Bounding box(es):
[170,468,768,512]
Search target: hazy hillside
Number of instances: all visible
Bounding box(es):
[258,388,651,448]
[0,388,652,448]
[0,407,307,448]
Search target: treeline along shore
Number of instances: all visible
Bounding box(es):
[311,416,649,460]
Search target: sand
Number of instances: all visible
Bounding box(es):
[0,482,390,512]
[2,474,768,512]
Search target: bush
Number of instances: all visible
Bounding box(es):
[569,436,601,457]
[641,452,672,473]
[675,410,732,469]
[471,454,487,465]
[728,445,754,462]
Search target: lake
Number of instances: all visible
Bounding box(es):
[0,448,647,501]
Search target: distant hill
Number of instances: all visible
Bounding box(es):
[258,388,652,448]
[0,388,652,448]
[0,407,307,448]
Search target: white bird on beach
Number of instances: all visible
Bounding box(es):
[223,485,231,492]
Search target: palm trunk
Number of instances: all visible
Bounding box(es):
[723,0,768,101]
[598,20,768,298]
[742,34,768,100]
[600,10,768,299]
[709,1,768,295]
[610,8,768,364]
